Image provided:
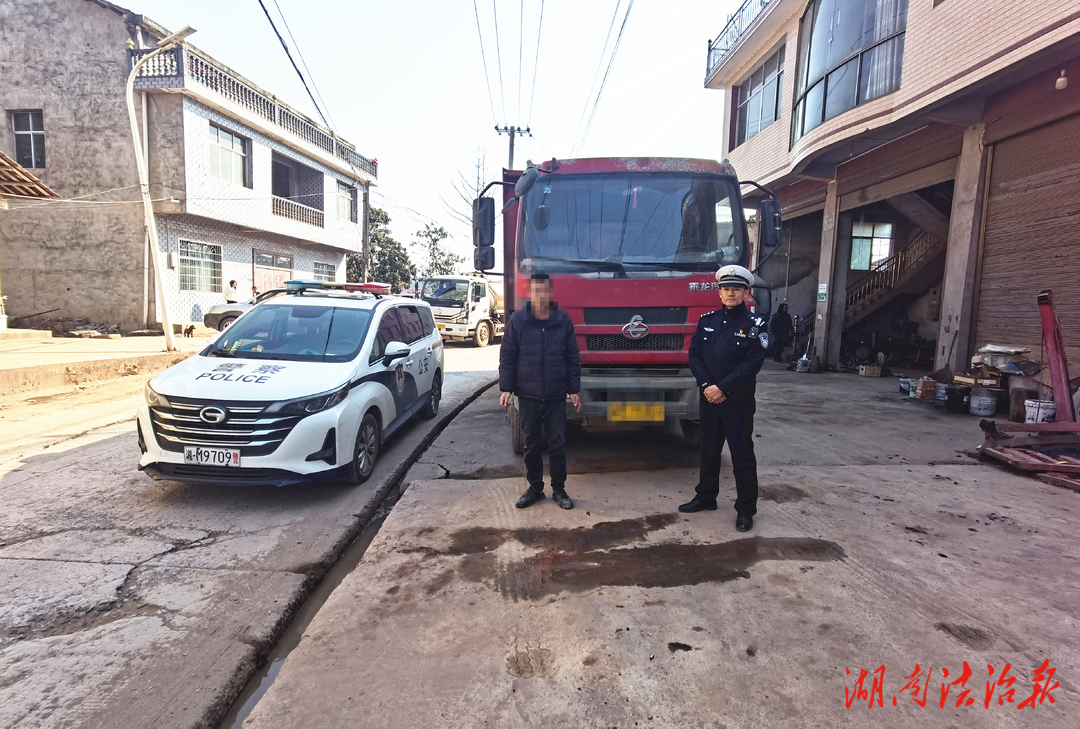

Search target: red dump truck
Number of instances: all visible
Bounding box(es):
[472,157,781,452]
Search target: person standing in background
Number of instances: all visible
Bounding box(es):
[224,280,238,304]
[769,303,794,362]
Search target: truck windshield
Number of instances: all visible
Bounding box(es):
[205,304,373,363]
[421,279,469,308]
[519,173,745,274]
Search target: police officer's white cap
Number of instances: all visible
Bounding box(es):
[715,265,753,288]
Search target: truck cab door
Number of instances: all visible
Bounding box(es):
[472,281,489,322]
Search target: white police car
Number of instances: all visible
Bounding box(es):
[137,281,444,486]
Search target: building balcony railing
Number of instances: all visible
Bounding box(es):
[272,195,325,228]
[707,0,774,79]
[131,47,377,179]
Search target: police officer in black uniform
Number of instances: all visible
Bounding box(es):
[680,265,768,532]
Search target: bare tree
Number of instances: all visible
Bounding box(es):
[442,146,493,229]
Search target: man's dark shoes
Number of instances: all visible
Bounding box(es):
[516,486,545,509]
[551,487,574,510]
[678,497,718,513]
[736,514,754,532]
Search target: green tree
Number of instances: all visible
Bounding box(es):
[414,223,464,277]
[347,207,417,292]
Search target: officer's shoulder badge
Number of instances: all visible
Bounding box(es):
[759,331,770,349]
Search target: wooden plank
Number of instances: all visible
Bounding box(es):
[982,446,1080,473]
[1036,473,1080,493]
[985,422,1080,434]
[984,434,1080,448]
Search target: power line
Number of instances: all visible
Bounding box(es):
[578,0,634,154]
[472,0,499,126]
[254,0,330,129]
[271,0,336,131]
[571,1,621,155]
[527,0,545,125]
[517,0,524,123]
[492,0,507,123]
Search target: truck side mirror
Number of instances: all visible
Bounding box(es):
[473,198,496,271]
[759,199,782,249]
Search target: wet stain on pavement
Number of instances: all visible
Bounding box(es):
[668,642,692,652]
[936,622,994,649]
[760,483,808,503]
[400,514,844,601]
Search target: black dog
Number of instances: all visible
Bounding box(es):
[183,325,195,337]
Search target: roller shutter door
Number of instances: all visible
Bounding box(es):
[975,113,1080,363]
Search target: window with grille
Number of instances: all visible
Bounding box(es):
[11,111,45,168]
[313,262,336,282]
[209,123,250,187]
[336,181,357,222]
[179,240,222,292]
[850,222,893,270]
[735,47,784,147]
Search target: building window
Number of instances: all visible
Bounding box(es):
[179,240,222,291]
[792,0,908,143]
[850,221,893,270]
[11,111,45,168]
[336,181,357,223]
[313,262,336,282]
[735,47,785,147]
[209,123,250,187]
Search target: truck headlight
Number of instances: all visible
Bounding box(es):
[266,384,350,415]
[145,382,171,408]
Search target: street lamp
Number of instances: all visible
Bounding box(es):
[125,26,195,351]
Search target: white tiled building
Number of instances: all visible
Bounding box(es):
[0,0,376,329]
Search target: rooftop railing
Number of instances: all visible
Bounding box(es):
[707,0,774,79]
[131,48,377,179]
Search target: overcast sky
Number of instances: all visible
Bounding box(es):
[135,0,740,266]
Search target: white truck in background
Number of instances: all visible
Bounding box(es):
[417,274,505,347]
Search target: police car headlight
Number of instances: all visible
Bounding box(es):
[145,382,171,409]
[267,384,350,415]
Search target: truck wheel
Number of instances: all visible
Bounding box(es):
[474,321,491,347]
[510,397,525,455]
[680,419,700,447]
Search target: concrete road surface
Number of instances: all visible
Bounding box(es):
[0,341,499,729]
[244,364,1079,728]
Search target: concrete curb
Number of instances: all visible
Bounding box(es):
[0,352,191,395]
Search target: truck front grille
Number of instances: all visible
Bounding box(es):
[583,307,687,325]
[586,334,684,351]
[149,396,301,457]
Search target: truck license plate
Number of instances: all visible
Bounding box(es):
[184,446,241,467]
[608,402,665,422]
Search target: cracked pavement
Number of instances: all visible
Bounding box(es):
[0,342,499,728]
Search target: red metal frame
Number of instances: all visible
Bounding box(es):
[1037,290,1076,422]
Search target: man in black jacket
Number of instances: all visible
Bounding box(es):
[499,274,582,509]
[681,265,767,532]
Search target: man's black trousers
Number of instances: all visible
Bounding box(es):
[519,397,567,489]
[695,391,758,516]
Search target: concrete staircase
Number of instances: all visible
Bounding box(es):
[845,231,946,326]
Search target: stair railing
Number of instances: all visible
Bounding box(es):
[845,231,941,314]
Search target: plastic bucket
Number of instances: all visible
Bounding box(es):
[908,380,918,399]
[1025,399,1056,424]
[898,378,912,395]
[945,385,970,414]
[934,382,948,407]
[795,357,811,373]
[969,387,997,417]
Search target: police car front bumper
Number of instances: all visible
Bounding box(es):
[574,372,701,422]
[136,400,361,486]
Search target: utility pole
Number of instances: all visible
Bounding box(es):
[495,125,531,170]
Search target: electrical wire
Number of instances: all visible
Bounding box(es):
[254,0,331,129]
[473,0,499,126]
[578,0,634,154]
[570,1,621,156]
[517,0,524,123]
[492,0,507,124]
[527,0,545,125]
[270,0,337,132]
